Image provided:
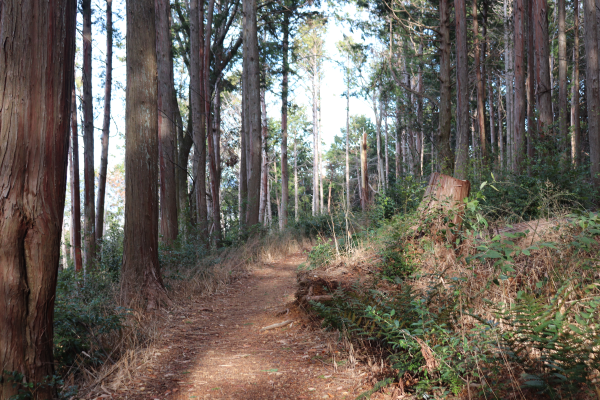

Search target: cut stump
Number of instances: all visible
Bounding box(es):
[419,173,471,240]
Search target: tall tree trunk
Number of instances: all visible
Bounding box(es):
[534,0,553,138]
[373,92,383,188]
[395,103,403,179]
[96,0,112,245]
[454,0,469,179]
[190,0,208,237]
[438,0,454,175]
[212,82,223,236]
[361,131,369,211]
[558,0,568,152]
[82,0,96,268]
[585,0,600,186]
[205,0,221,245]
[514,0,526,172]
[527,0,536,160]
[504,0,513,169]
[71,87,84,273]
[312,51,318,216]
[345,54,351,210]
[0,0,76,395]
[489,77,496,161]
[177,87,193,221]
[473,0,487,160]
[572,0,581,166]
[243,0,262,227]
[294,132,299,221]
[384,101,390,186]
[121,0,167,309]
[156,0,178,244]
[259,85,268,225]
[280,8,290,227]
[239,99,248,228]
[417,42,424,176]
[498,76,505,168]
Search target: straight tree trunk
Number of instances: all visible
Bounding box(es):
[534,0,553,138]
[280,8,290,228]
[243,0,262,227]
[473,0,487,160]
[373,92,383,189]
[514,0,526,172]
[361,131,369,211]
[212,82,223,235]
[454,0,469,179]
[312,51,318,216]
[177,87,193,220]
[384,102,390,186]
[121,0,167,309]
[239,98,248,228]
[71,88,84,273]
[294,133,299,221]
[498,76,505,168]
[572,0,581,166]
[489,78,496,160]
[584,0,600,186]
[558,0,568,152]
[82,0,96,268]
[259,85,268,225]
[504,0,513,168]
[96,0,112,244]
[345,54,351,210]
[527,0,536,160]
[0,0,76,396]
[438,0,454,175]
[156,0,178,244]
[417,42,425,176]
[395,102,403,179]
[190,0,208,237]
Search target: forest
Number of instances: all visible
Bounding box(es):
[2,0,600,397]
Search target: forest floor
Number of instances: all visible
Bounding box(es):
[119,253,380,400]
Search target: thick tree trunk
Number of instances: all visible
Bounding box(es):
[156,0,178,245]
[558,0,567,152]
[280,9,290,227]
[438,0,454,175]
[0,0,76,396]
[121,0,167,310]
[82,0,96,268]
[96,0,113,245]
[454,0,469,179]
[572,0,581,166]
[527,0,536,160]
[585,0,600,186]
[473,0,487,161]
[243,0,262,227]
[513,0,526,173]
[71,88,84,273]
[534,0,553,138]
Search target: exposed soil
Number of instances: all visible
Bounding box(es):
[118,253,381,400]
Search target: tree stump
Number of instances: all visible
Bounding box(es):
[419,173,471,240]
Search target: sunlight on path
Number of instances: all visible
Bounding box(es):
[123,255,365,400]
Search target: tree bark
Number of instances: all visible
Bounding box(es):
[259,84,268,225]
[345,53,351,210]
[0,0,76,395]
[585,0,600,186]
[71,88,84,273]
[96,0,113,246]
[489,77,496,161]
[558,0,568,152]
[514,0,526,173]
[504,0,513,168]
[473,0,487,161]
[454,0,469,179]
[294,132,299,221]
[280,8,290,227]
[527,0,536,160]
[157,0,178,245]
[534,0,553,138]
[438,0,454,175]
[572,0,581,166]
[384,101,390,186]
[121,0,167,310]
[190,0,208,238]
[417,42,424,176]
[312,47,318,216]
[82,0,96,268]
[361,131,369,211]
[243,0,262,227]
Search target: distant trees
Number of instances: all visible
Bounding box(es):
[0,0,76,396]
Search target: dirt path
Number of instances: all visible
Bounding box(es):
[123,254,367,400]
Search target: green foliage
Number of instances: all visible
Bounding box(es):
[486,283,600,397]
[379,244,416,281]
[305,238,335,269]
[1,371,68,400]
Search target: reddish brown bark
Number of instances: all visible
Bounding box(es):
[571,0,581,166]
[558,0,568,151]
[473,0,487,160]
[156,0,178,244]
[82,0,96,268]
[584,0,600,186]
[527,0,536,160]
[0,0,76,395]
[533,0,553,137]
[121,0,167,309]
[513,0,526,172]
[71,88,84,273]
[96,0,113,244]
[438,0,454,175]
[454,0,469,179]
[280,8,290,227]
